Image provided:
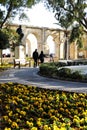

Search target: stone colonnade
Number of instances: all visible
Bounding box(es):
[7,24,87,60]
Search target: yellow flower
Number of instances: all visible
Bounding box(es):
[62,123,66,127]
[60,127,66,130]
[3,116,8,121]
[8,111,13,117]
[20,110,26,116]
[26,121,33,127]
[37,120,42,127]
[16,118,21,123]
[4,128,11,130]
[8,118,12,124]
[43,125,49,130]
[80,118,85,124]
[31,127,38,130]
[60,108,64,111]
[39,107,43,111]
[53,125,60,130]
[5,105,9,109]
[11,122,19,128]
[85,117,87,123]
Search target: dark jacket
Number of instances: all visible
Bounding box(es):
[39,51,45,63]
[33,50,38,60]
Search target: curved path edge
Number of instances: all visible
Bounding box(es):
[0,67,87,93]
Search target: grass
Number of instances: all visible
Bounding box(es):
[0,82,87,130]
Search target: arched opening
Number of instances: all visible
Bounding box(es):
[26,33,37,57]
[46,35,55,56]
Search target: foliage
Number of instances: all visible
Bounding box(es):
[6,27,19,44]
[39,62,87,82]
[0,0,40,28]
[0,28,9,65]
[71,71,83,80]
[1,82,87,129]
[0,63,12,71]
[57,67,71,78]
[0,27,19,51]
[45,0,87,47]
[45,0,87,29]
[6,27,20,51]
[0,29,9,49]
[69,25,84,48]
[39,63,57,76]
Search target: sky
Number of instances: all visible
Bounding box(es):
[13,2,61,29]
[3,2,61,55]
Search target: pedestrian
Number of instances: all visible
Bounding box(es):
[39,51,45,63]
[33,49,38,67]
[50,53,54,62]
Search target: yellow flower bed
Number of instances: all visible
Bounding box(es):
[0,82,87,130]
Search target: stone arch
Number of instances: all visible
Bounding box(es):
[26,33,38,57]
[8,24,81,60]
[45,35,56,56]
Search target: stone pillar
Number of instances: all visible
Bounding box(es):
[15,45,25,59]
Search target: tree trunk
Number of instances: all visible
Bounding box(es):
[0,1,12,28]
[0,50,3,66]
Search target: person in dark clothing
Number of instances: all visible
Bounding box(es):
[33,49,38,67]
[39,51,45,63]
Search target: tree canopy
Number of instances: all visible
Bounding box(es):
[0,29,9,49]
[0,0,41,56]
[44,0,87,47]
[0,0,40,28]
[45,0,87,30]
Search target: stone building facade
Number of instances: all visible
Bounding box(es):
[9,24,87,60]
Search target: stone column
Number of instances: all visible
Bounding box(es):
[15,45,25,59]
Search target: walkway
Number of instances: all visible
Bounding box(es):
[0,67,87,93]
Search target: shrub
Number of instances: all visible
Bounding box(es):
[39,63,57,77]
[57,68,71,78]
[54,62,67,67]
[39,62,87,82]
[71,71,83,80]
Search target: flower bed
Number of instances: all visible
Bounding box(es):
[0,82,87,130]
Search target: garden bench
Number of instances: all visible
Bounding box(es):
[13,59,30,69]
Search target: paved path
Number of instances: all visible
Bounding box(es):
[0,67,87,93]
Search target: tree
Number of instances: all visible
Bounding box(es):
[45,0,87,47]
[0,0,40,28]
[45,0,87,29]
[0,0,41,62]
[0,27,20,65]
[0,29,9,65]
[5,26,20,51]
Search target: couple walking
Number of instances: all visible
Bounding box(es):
[33,49,45,67]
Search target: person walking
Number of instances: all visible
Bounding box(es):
[39,51,45,63]
[50,53,54,62]
[33,49,38,67]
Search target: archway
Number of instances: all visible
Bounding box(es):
[46,35,55,56]
[26,33,37,57]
